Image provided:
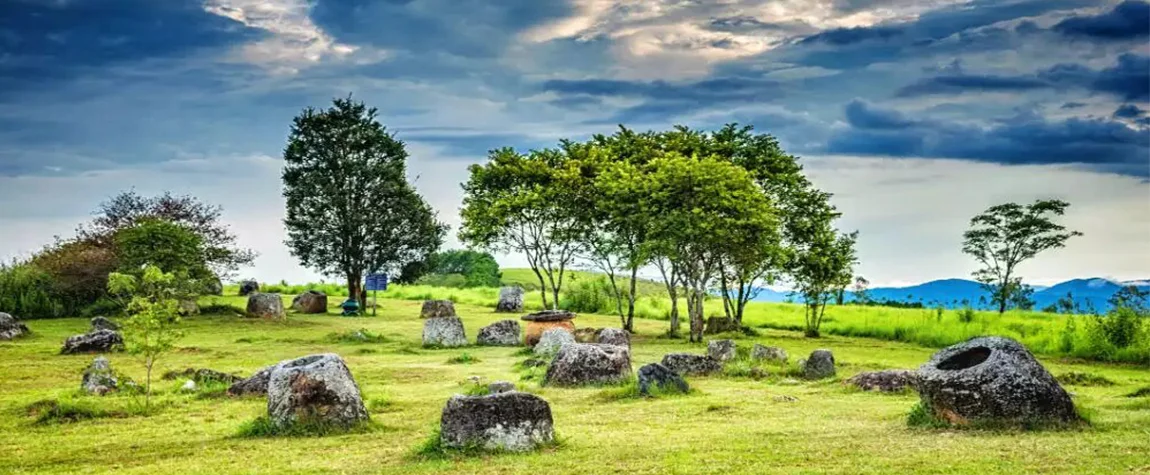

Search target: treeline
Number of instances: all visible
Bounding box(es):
[0,192,252,318]
[458,124,857,342]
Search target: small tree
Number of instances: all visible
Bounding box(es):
[107,265,190,410]
[786,188,857,338]
[282,97,447,307]
[962,200,1081,315]
[852,276,870,305]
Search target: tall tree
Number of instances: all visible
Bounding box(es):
[282,97,446,307]
[962,200,1081,315]
[643,154,776,342]
[80,190,255,280]
[459,147,583,309]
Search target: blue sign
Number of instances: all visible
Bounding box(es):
[365,273,388,291]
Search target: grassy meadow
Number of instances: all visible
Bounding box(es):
[1,292,1148,474]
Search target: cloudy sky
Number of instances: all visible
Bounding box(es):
[1,0,1148,287]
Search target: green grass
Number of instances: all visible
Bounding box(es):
[235,416,380,438]
[2,292,1148,474]
[445,352,480,365]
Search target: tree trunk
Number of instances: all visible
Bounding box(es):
[347,273,364,309]
[145,356,153,411]
[626,266,638,332]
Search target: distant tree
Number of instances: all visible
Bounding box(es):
[29,238,118,315]
[962,200,1081,315]
[1109,285,1149,315]
[1056,292,1078,314]
[428,250,502,287]
[852,276,870,305]
[80,190,254,280]
[107,265,192,411]
[282,97,447,307]
[460,147,583,309]
[1008,284,1036,311]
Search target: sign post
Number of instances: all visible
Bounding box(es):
[365,273,388,316]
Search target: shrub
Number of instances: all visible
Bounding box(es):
[1090,307,1145,350]
[0,261,63,318]
[446,353,480,365]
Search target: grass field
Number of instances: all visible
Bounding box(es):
[1,293,1148,474]
[246,269,1150,365]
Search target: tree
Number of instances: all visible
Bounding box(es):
[113,219,210,282]
[80,190,255,280]
[642,154,777,342]
[282,97,446,307]
[852,276,870,305]
[427,249,502,287]
[786,188,857,338]
[107,265,191,410]
[962,200,1082,315]
[460,147,583,309]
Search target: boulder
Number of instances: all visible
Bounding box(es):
[638,363,689,396]
[596,328,630,348]
[751,344,787,363]
[423,316,468,348]
[162,368,243,384]
[660,353,722,376]
[846,370,916,392]
[914,336,1078,425]
[488,380,516,394]
[239,279,259,296]
[543,343,632,387]
[292,290,328,314]
[266,354,368,428]
[573,327,599,343]
[800,349,836,379]
[227,365,274,397]
[81,356,117,395]
[477,320,521,346]
[533,328,575,357]
[495,286,524,313]
[704,316,740,334]
[90,316,118,332]
[61,329,123,354]
[178,299,199,316]
[707,339,736,362]
[440,392,554,451]
[521,310,576,347]
[246,293,285,320]
[421,300,456,319]
[0,312,30,340]
[205,278,224,296]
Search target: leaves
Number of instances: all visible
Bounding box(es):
[282,97,447,291]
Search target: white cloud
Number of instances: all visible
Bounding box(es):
[203,0,385,74]
[517,0,966,79]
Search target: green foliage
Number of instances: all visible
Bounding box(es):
[29,238,119,318]
[431,250,502,287]
[327,328,389,344]
[108,265,191,409]
[459,146,584,309]
[560,276,623,314]
[282,96,446,305]
[786,187,857,338]
[0,260,64,318]
[958,306,977,324]
[962,200,1081,314]
[1087,306,1146,351]
[236,416,378,438]
[446,353,480,365]
[113,219,211,281]
[1126,387,1150,398]
[25,397,156,425]
[79,190,254,281]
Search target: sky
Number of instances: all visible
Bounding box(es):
[1,0,1148,288]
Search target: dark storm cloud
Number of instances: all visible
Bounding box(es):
[828,101,1150,176]
[1053,1,1150,40]
[896,54,1150,101]
[1113,104,1147,118]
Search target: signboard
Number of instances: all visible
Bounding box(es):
[365,273,388,291]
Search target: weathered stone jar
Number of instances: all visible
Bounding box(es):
[521,310,576,347]
[914,336,1078,425]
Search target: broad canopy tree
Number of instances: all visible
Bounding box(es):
[459,147,584,309]
[282,97,446,307]
[962,199,1081,315]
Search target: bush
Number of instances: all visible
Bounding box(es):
[560,276,625,315]
[1090,307,1146,350]
[0,261,63,318]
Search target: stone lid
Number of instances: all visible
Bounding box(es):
[520,310,576,322]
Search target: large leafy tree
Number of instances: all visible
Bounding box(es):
[962,200,1081,315]
[79,190,255,280]
[282,97,446,306]
[113,219,210,282]
[459,147,584,308]
[642,154,777,342]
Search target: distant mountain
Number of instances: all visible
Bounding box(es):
[747,277,1150,313]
